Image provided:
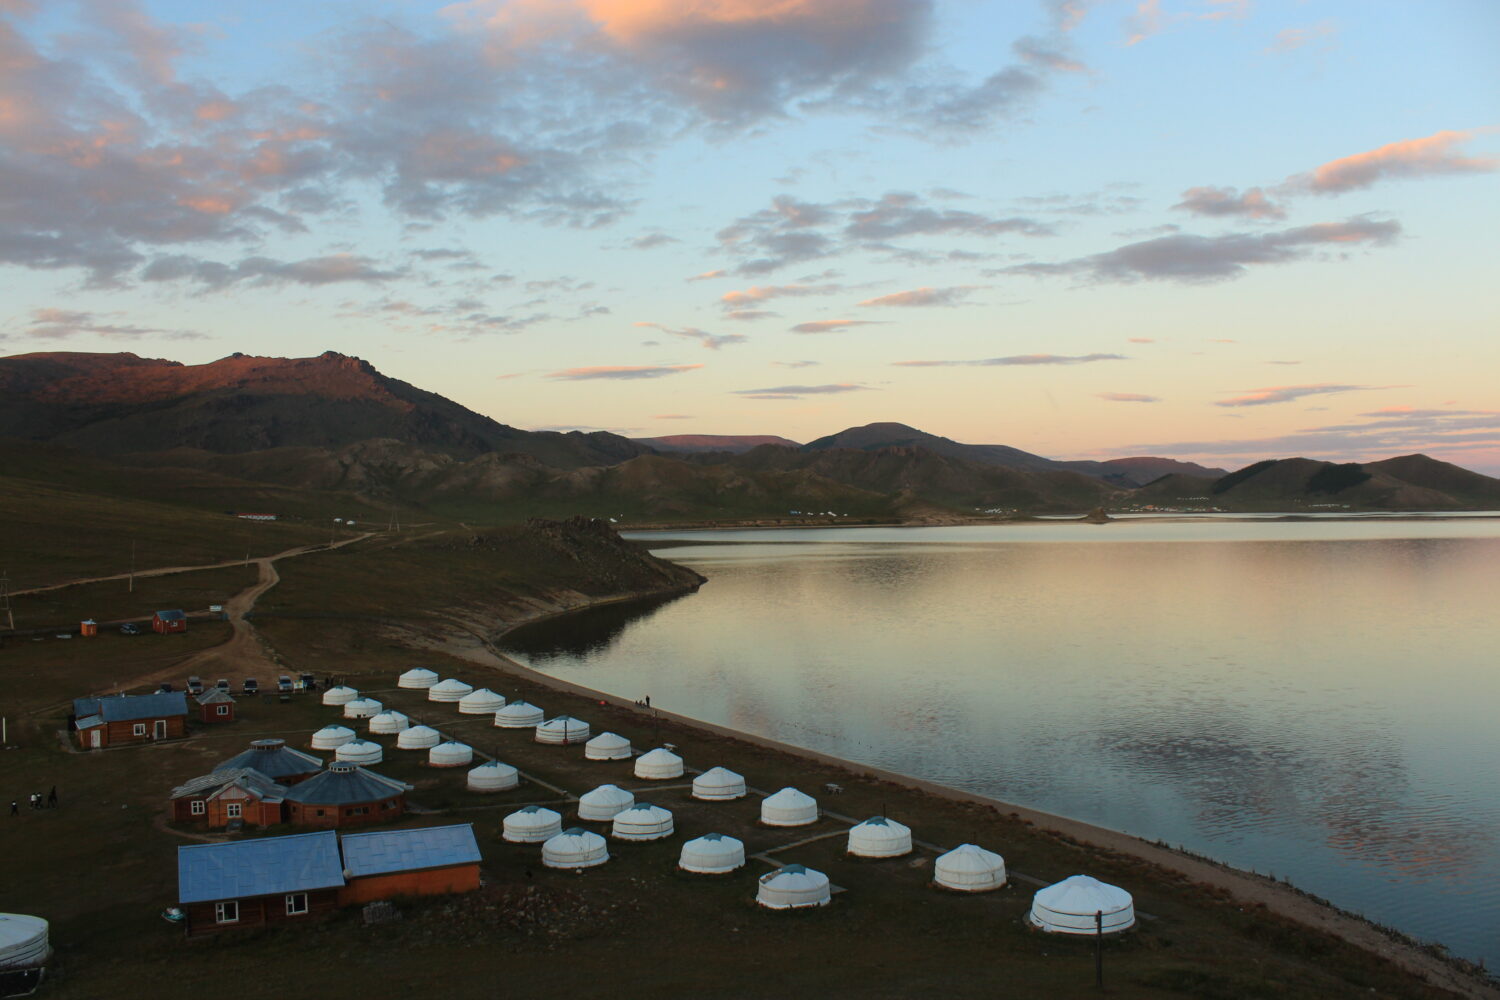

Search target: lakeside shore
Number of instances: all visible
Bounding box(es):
[398,588,1498,1000]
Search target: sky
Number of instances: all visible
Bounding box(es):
[1,0,1498,472]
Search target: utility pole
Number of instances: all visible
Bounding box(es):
[1,568,13,632]
[128,540,136,593]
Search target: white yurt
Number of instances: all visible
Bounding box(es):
[691,766,746,801]
[342,697,382,719]
[847,816,913,858]
[756,865,831,910]
[368,711,409,735]
[934,844,1007,892]
[760,787,819,827]
[494,701,545,729]
[427,678,473,703]
[535,716,591,745]
[397,668,439,689]
[0,914,49,969]
[577,783,635,821]
[633,747,684,780]
[467,761,520,792]
[503,805,563,843]
[679,833,745,874]
[321,685,358,706]
[335,739,383,765]
[542,828,609,870]
[584,732,632,761]
[1029,875,1136,935]
[611,804,675,841]
[429,741,473,767]
[396,724,442,750]
[458,688,505,715]
[310,725,356,750]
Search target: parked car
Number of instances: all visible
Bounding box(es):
[277,675,293,693]
[119,622,140,636]
[243,678,259,695]
[215,678,230,692]
[158,682,174,694]
[186,676,204,695]
[298,672,316,692]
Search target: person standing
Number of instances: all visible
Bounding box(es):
[47,786,57,808]
[8,800,16,816]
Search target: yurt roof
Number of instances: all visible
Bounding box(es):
[460,687,504,703]
[507,805,561,824]
[282,762,412,805]
[637,747,681,763]
[213,739,323,779]
[764,787,815,807]
[539,715,586,728]
[431,678,472,690]
[498,700,541,714]
[616,804,671,821]
[695,766,742,784]
[852,815,909,833]
[549,828,606,849]
[0,914,48,950]
[402,725,440,739]
[937,844,1004,870]
[324,686,358,698]
[313,725,355,738]
[369,711,406,724]
[587,732,630,748]
[762,864,826,886]
[471,761,517,775]
[580,783,633,804]
[400,668,438,680]
[1034,875,1133,914]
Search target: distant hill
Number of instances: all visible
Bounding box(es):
[1133,454,1500,510]
[0,351,650,468]
[803,422,1061,471]
[634,434,802,454]
[1056,456,1229,487]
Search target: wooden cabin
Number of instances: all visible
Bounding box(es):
[152,609,188,634]
[195,688,236,724]
[338,824,482,905]
[282,762,410,829]
[170,768,285,829]
[72,691,188,749]
[177,831,344,937]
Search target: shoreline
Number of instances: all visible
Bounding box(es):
[401,588,1496,1000]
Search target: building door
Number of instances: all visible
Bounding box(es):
[90,730,101,749]
[153,720,167,740]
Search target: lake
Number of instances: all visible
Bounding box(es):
[500,518,1500,966]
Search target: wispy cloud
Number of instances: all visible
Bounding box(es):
[734,383,872,400]
[143,253,403,289]
[633,321,745,350]
[1215,383,1390,408]
[1173,186,1286,220]
[859,285,980,308]
[790,319,880,334]
[721,283,842,308]
[1293,129,1499,194]
[894,353,1126,367]
[1264,19,1338,54]
[1000,218,1400,284]
[686,269,726,282]
[547,364,704,381]
[1097,392,1159,403]
[6,307,206,342]
[771,360,820,369]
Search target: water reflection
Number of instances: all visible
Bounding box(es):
[500,523,1500,965]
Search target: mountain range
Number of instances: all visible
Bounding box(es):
[2,350,1497,521]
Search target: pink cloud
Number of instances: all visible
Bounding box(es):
[1299,129,1498,194]
[790,319,879,334]
[547,363,704,380]
[1097,392,1159,403]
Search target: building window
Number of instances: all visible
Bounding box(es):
[132,723,147,736]
[226,802,242,819]
[216,705,229,716]
[285,893,308,916]
[315,809,325,817]
[189,800,206,816]
[215,901,239,924]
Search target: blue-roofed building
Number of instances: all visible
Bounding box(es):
[339,824,482,903]
[176,831,344,936]
[71,691,188,749]
[153,609,188,634]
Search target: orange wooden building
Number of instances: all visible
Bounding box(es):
[72,691,188,749]
[177,831,345,937]
[282,762,411,828]
[170,768,285,829]
[337,824,483,904]
[195,688,236,723]
[152,609,188,634]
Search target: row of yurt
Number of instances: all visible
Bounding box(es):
[1029,876,1135,934]
[459,688,505,715]
[584,732,631,760]
[398,668,438,689]
[848,816,912,858]
[495,701,545,728]
[429,741,473,767]
[692,767,745,801]
[397,725,442,750]
[427,678,472,703]
[934,845,1007,892]
[542,828,609,869]
[343,697,382,720]
[634,747,683,779]
[369,711,408,734]
[0,914,49,969]
[336,739,383,765]
[757,865,830,909]
[311,725,355,750]
[504,806,563,843]
[611,804,674,841]
[577,784,634,821]
[468,761,519,792]
[322,685,358,706]
[761,787,818,827]
[535,716,590,745]
[679,833,745,874]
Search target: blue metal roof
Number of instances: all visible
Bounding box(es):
[73,691,187,722]
[177,830,344,904]
[339,823,481,878]
[155,609,187,620]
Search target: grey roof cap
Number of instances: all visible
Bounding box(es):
[339,824,481,878]
[178,830,344,904]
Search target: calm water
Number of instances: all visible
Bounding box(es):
[501,519,1500,966]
